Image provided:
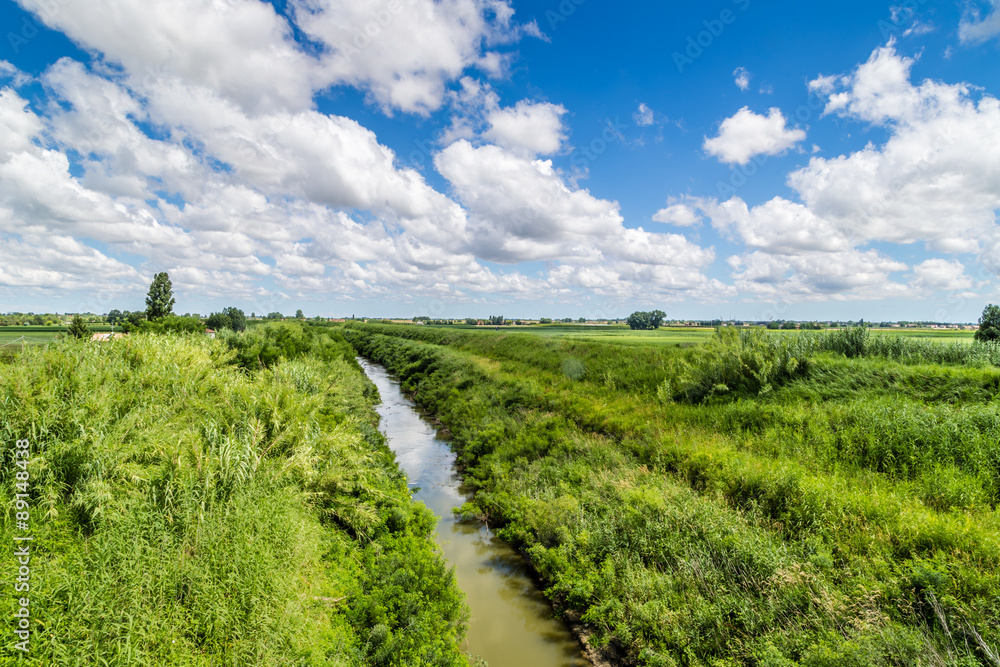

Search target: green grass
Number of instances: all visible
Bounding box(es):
[0,326,116,345]
[1,328,469,666]
[340,323,1000,667]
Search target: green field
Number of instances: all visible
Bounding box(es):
[341,322,1000,667]
[425,323,977,347]
[0,325,115,346]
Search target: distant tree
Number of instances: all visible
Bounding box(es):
[68,315,90,339]
[780,322,798,330]
[106,309,125,326]
[121,310,147,333]
[295,309,305,319]
[626,310,666,330]
[539,318,552,324]
[206,307,247,332]
[766,321,781,330]
[30,314,44,325]
[465,318,478,325]
[577,317,587,323]
[975,304,1000,342]
[145,272,175,320]
[266,312,283,320]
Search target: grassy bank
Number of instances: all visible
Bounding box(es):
[1,325,469,666]
[340,323,1000,667]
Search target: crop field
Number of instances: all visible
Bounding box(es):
[340,322,1000,667]
[0,326,115,346]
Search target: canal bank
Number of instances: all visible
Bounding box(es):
[360,359,588,667]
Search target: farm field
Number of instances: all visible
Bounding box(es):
[340,322,1000,667]
[0,325,469,665]
[430,324,977,347]
[0,325,115,346]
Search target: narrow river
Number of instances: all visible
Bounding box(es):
[360,359,588,667]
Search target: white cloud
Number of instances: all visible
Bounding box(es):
[652,200,703,227]
[634,103,655,126]
[703,107,806,164]
[15,0,316,113]
[435,140,719,300]
[295,0,538,115]
[910,259,974,292]
[728,249,908,300]
[672,43,1000,302]
[960,1,1000,44]
[733,67,751,91]
[484,100,568,156]
[792,44,1000,253]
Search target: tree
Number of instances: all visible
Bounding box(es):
[295,309,304,319]
[106,309,125,326]
[975,304,1000,342]
[626,310,666,330]
[145,272,175,320]
[206,307,247,332]
[68,315,90,339]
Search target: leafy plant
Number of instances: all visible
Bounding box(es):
[144,271,175,319]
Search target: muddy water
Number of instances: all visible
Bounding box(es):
[360,359,587,667]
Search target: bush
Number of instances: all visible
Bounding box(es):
[662,327,809,403]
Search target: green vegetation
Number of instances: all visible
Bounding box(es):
[626,310,666,330]
[1,325,469,666]
[144,271,176,320]
[340,322,1000,667]
[975,304,1000,343]
[66,316,90,339]
[206,306,248,332]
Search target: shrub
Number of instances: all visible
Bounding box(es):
[662,327,809,403]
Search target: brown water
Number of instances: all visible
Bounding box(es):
[360,359,588,667]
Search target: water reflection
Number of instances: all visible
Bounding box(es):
[360,359,587,667]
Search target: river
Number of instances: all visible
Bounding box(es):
[360,359,588,667]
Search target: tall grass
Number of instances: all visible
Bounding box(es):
[343,324,1000,667]
[1,332,468,666]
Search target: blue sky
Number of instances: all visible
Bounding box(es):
[1,0,999,321]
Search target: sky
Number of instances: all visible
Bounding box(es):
[0,0,999,321]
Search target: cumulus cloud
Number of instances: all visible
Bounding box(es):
[15,0,316,113]
[703,107,806,164]
[960,1,1000,44]
[484,100,568,156]
[652,200,703,227]
[910,259,974,292]
[672,43,1000,302]
[434,140,721,299]
[294,0,539,115]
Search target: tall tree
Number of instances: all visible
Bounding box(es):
[145,272,175,320]
[975,304,1000,342]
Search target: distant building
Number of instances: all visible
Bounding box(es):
[91,333,125,342]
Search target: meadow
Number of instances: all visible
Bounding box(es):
[0,324,469,666]
[339,322,1000,667]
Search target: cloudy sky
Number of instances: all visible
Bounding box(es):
[1,0,999,321]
